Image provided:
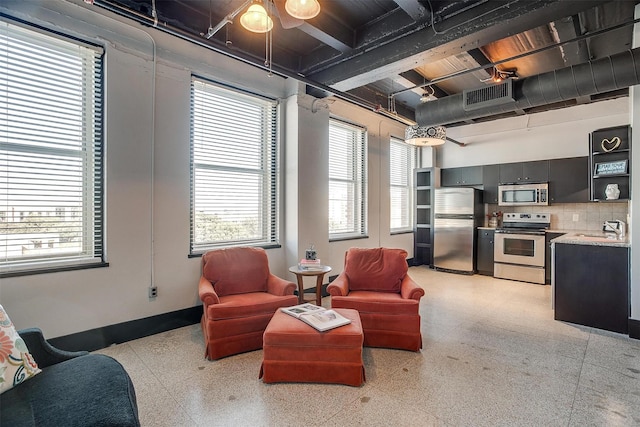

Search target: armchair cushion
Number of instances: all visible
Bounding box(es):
[206,292,298,320]
[202,247,270,296]
[330,291,419,315]
[344,248,408,293]
[0,305,41,395]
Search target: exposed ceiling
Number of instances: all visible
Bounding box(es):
[94,0,638,126]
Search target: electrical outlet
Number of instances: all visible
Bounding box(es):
[149,286,158,299]
[572,213,579,222]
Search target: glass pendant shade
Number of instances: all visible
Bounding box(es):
[405,125,446,146]
[240,4,274,33]
[285,0,321,20]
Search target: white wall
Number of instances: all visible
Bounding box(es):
[439,98,629,168]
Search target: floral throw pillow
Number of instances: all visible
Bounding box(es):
[0,304,41,394]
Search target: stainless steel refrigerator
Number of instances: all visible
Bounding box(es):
[433,187,483,274]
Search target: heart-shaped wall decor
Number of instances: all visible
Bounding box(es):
[601,136,621,152]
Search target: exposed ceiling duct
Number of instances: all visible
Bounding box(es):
[416,47,640,127]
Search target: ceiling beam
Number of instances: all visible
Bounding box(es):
[307,0,608,91]
[345,86,416,122]
[399,70,449,98]
[392,0,429,21]
[300,6,417,73]
[292,10,354,53]
[550,14,591,66]
[466,48,494,77]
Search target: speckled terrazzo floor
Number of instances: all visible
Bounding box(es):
[95,267,640,426]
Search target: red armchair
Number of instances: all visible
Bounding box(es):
[327,248,425,351]
[198,247,298,360]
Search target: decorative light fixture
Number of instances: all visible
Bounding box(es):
[285,0,321,20]
[405,125,447,146]
[240,3,274,33]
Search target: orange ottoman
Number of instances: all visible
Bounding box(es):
[259,308,365,386]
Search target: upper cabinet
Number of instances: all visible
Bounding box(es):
[589,125,631,201]
[499,160,549,184]
[549,157,589,203]
[441,166,483,187]
[482,164,500,204]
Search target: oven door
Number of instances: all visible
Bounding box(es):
[494,232,545,267]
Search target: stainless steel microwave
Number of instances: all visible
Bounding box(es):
[498,183,548,206]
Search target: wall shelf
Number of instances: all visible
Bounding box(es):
[414,168,437,267]
[589,125,631,201]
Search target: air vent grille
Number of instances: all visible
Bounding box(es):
[463,80,514,111]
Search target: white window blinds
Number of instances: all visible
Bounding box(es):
[328,119,367,238]
[190,78,278,253]
[390,137,416,232]
[0,20,104,275]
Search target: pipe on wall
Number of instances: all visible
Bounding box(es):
[416,47,640,127]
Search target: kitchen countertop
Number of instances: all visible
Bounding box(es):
[477,226,630,247]
[550,230,630,248]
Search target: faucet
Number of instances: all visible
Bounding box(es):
[603,220,625,237]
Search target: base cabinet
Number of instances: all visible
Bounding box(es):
[476,229,494,276]
[545,232,565,284]
[554,243,629,334]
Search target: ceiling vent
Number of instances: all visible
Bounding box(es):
[463,80,514,111]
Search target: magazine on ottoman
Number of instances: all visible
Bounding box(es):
[281,303,351,332]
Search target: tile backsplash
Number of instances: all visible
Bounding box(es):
[486,201,629,231]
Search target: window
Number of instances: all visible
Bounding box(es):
[390,137,416,232]
[190,77,278,254]
[0,20,104,275]
[328,119,367,239]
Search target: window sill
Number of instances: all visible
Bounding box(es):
[0,262,109,279]
[188,243,282,258]
[329,235,369,243]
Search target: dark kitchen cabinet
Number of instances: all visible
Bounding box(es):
[482,164,500,204]
[589,125,631,201]
[476,228,495,276]
[414,168,435,267]
[499,160,549,184]
[441,166,483,187]
[548,157,589,203]
[554,243,629,334]
[545,232,564,284]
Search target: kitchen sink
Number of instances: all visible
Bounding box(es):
[575,233,620,241]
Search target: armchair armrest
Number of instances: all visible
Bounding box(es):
[18,328,88,369]
[326,273,349,296]
[400,275,425,301]
[198,276,220,306]
[266,274,296,296]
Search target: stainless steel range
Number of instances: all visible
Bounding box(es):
[494,212,550,284]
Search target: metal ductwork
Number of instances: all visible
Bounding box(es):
[416,47,640,127]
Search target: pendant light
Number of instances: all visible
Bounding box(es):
[285,0,321,20]
[405,125,447,146]
[240,3,274,33]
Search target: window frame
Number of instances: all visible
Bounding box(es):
[328,118,367,241]
[189,76,280,255]
[0,18,106,277]
[389,136,417,233]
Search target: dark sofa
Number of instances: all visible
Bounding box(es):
[1,328,140,427]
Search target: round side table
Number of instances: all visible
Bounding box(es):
[288,265,332,306]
